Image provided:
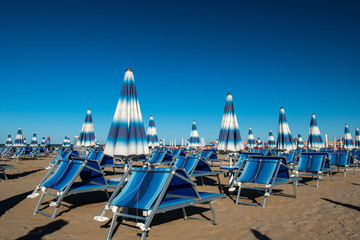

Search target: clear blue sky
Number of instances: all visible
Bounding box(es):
[1,0,359,144]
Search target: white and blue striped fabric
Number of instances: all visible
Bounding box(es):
[276,107,296,152]
[257,136,263,148]
[189,120,201,147]
[217,93,244,152]
[297,132,305,148]
[14,128,24,147]
[344,124,354,150]
[267,129,276,149]
[23,138,27,146]
[104,68,149,158]
[6,133,12,146]
[307,114,324,150]
[247,127,256,148]
[76,109,96,148]
[63,136,71,147]
[146,115,160,148]
[355,127,360,149]
[30,131,38,147]
[41,137,46,147]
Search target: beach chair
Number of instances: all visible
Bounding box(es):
[30,147,41,159]
[103,167,225,240]
[0,147,12,161]
[295,152,332,188]
[12,147,24,161]
[99,152,125,173]
[199,149,226,166]
[19,147,35,159]
[170,148,186,157]
[146,149,173,166]
[0,164,14,180]
[33,155,120,219]
[333,152,356,176]
[233,156,300,208]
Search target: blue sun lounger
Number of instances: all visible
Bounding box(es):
[104,167,225,240]
[0,147,12,161]
[332,151,356,176]
[199,149,226,166]
[0,164,14,180]
[146,149,173,166]
[33,155,120,219]
[233,156,301,208]
[295,152,332,188]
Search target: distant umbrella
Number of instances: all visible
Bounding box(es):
[307,114,324,150]
[217,93,244,152]
[23,138,27,145]
[104,68,149,159]
[30,131,38,147]
[267,129,276,149]
[146,115,160,148]
[256,136,263,148]
[297,132,305,148]
[63,136,70,147]
[355,127,360,149]
[276,107,296,152]
[41,137,46,147]
[76,109,96,148]
[14,128,24,147]
[189,120,201,148]
[344,124,354,150]
[247,127,256,148]
[6,133,12,147]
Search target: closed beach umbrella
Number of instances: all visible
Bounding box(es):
[267,129,276,149]
[247,127,256,149]
[297,132,305,148]
[257,136,263,148]
[276,107,296,152]
[307,113,324,151]
[189,120,201,148]
[6,133,12,147]
[355,127,360,149]
[41,137,46,147]
[104,68,149,159]
[76,109,96,148]
[14,128,24,147]
[217,93,244,152]
[146,115,160,148]
[344,124,354,150]
[23,138,27,146]
[63,136,69,147]
[30,131,38,147]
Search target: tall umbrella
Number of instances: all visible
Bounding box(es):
[146,115,160,148]
[344,124,354,150]
[189,120,201,148]
[6,133,12,147]
[247,127,256,148]
[30,131,38,147]
[217,93,244,152]
[14,128,24,147]
[355,127,360,149]
[307,113,324,150]
[276,107,296,152]
[41,137,46,147]
[76,109,96,147]
[297,132,305,148]
[267,129,276,149]
[256,136,263,148]
[104,68,149,159]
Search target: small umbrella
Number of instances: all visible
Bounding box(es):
[63,136,70,147]
[344,124,354,150]
[76,109,96,148]
[30,131,38,147]
[297,132,305,148]
[146,115,160,148]
[355,127,360,149]
[217,93,244,152]
[276,107,296,152]
[23,138,27,146]
[6,133,12,147]
[256,136,263,148]
[14,128,24,147]
[189,120,201,148]
[267,129,276,149]
[247,127,256,149]
[307,113,324,151]
[41,137,46,147]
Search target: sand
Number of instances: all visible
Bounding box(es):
[0,154,359,240]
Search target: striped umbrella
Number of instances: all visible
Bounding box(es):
[63,136,70,147]
[104,68,149,159]
[247,127,256,148]
[307,113,324,150]
[30,131,38,147]
[14,128,24,147]
[344,124,354,150]
[355,127,360,149]
[6,133,12,147]
[297,132,305,148]
[76,109,96,147]
[267,129,276,149]
[276,107,296,152]
[23,138,27,146]
[41,137,46,147]
[189,120,201,148]
[256,136,263,148]
[146,115,160,148]
[217,93,244,152]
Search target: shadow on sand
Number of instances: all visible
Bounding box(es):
[15,220,68,240]
[321,198,360,212]
[251,229,271,240]
[0,190,33,217]
[7,169,43,180]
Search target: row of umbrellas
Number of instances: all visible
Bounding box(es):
[6,129,46,147]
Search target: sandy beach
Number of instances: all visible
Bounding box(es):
[1,154,359,240]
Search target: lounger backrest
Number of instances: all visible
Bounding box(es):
[14,147,24,156]
[174,156,198,174]
[101,155,114,166]
[93,150,104,162]
[147,151,160,164]
[296,154,325,172]
[237,158,280,184]
[79,159,107,185]
[161,151,174,164]
[327,153,337,165]
[356,150,360,160]
[165,169,198,198]
[249,156,290,180]
[336,153,351,166]
[87,149,97,160]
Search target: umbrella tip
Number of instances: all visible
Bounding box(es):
[227,92,231,96]
[126,68,132,72]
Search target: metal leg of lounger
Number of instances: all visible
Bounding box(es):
[200,177,205,186]
[209,201,218,225]
[34,192,47,215]
[316,174,319,188]
[140,231,147,240]
[106,213,119,240]
[182,207,188,220]
[2,170,8,180]
[292,182,297,198]
[104,190,109,199]
[216,175,223,193]
[235,183,242,205]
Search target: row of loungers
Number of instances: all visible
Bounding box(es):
[0,146,48,161]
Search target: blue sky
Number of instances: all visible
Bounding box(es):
[1,0,360,144]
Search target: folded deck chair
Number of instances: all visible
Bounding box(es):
[233,156,301,208]
[333,152,356,176]
[0,164,14,180]
[12,147,24,161]
[146,149,173,166]
[33,156,120,219]
[30,147,41,159]
[0,147,12,161]
[104,167,225,240]
[295,152,332,188]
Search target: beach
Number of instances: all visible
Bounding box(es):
[0,154,359,240]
